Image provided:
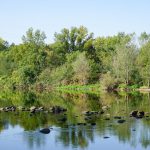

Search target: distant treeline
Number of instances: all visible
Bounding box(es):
[0,26,150,90]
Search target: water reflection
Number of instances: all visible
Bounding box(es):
[0,90,150,149]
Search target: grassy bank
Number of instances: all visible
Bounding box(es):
[56,84,150,93]
[56,84,101,94]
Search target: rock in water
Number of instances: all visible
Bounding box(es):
[130,110,145,118]
[91,123,96,126]
[117,119,126,123]
[114,116,122,119]
[30,106,36,111]
[50,106,67,114]
[130,110,138,117]
[103,136,110,139]
[138,111,145,117]
[40,128,50,134]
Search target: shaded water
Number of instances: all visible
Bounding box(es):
[0,90,150,150]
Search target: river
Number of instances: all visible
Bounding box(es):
[0,90,150,150]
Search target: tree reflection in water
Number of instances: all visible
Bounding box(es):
[0,90,150,149]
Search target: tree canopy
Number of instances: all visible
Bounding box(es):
[0,26,149,90]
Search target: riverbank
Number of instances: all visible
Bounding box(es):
[56,84,101,94]
[56,84,150,93]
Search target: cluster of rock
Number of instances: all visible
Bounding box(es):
[83,105,110,116]
[82,105,111,125]
[0,106,16,112]
[0,105,67,114]
[49,106,67,114]
[130,110,145,118]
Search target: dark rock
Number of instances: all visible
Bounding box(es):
[114,116,122,119]
[130,110,138,117]
[117,119,126,123]
[100,111,105,114]
[50,106,67,114]
[138,111,145,117]
[132,129,136,131]
[91,123,96,126]
[40,128,50,134]
[83,111,99,116]
[77,123,86,126]
[130,110,145,118]
[103,136,110,139]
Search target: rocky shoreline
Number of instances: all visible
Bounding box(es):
[0,105,149,135]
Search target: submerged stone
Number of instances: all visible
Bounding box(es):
[130,110,145,118]
[91,123,96,126]
[50,106,67,114]
[103,136,110,139]
[40,128,50,134]
[130,110,138,117]
[114,116,122,119]
[132,129,136,131]
[117,119,126,123]
[77,123,86,126]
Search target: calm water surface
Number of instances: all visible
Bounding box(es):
[0,91,150,150]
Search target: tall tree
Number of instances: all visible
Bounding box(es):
[113,44,136,85]
[22,27,46,47]
[0,38,9,51]
[54,26,93,53]
[139,32,150,46]
[137,41,150,87]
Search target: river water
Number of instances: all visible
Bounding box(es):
[0,91,150,150]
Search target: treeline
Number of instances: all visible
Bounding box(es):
[0,26,150,90]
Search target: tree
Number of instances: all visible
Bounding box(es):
[137,41,150,87]
[93,33,134,73]
[139,32,150,46]
[112,44,136,85]
[0,38,9,51]
[54,26,93,53]
[22,27,46,46]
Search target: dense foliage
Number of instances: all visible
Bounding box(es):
[0,26,150,90]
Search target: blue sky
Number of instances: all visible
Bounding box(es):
[0,0,150,44]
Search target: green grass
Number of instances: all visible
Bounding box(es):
[56,84,100,94]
